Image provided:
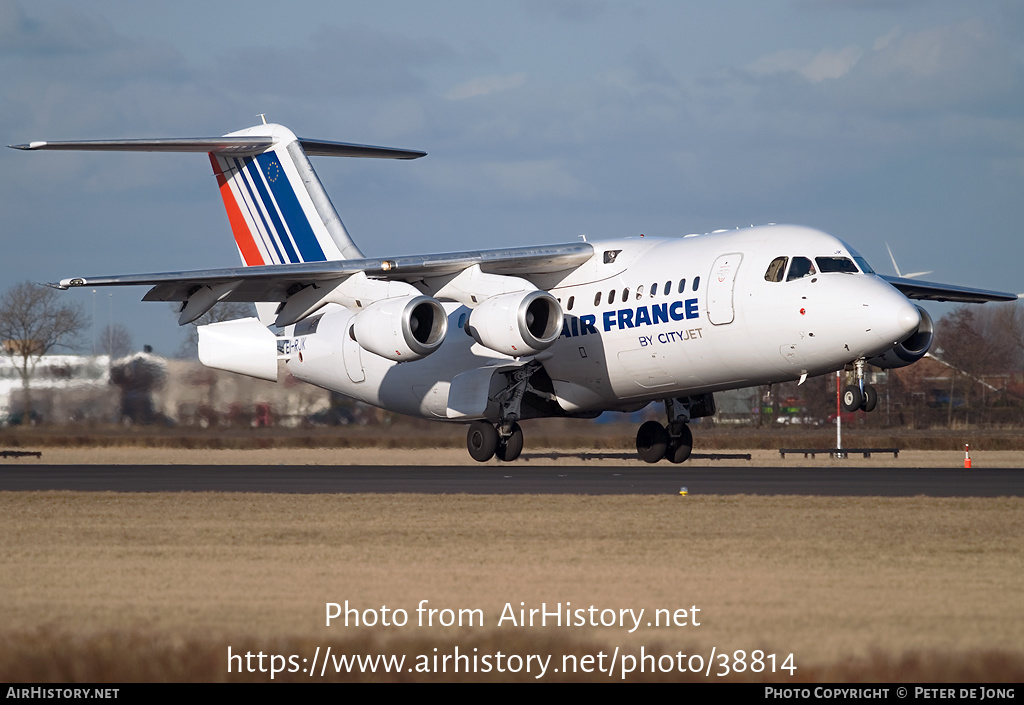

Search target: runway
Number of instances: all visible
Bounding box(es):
[1,464,1022,496]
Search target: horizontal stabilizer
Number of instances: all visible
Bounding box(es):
[10,137,425,160]
[12,123,426,269]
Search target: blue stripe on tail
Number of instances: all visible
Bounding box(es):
[258,152,326,263]
[243,156,299,263]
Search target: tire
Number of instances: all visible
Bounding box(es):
[467,421,498,462]
[841,386,863,413]
[636,421,669,463]
[666,424,693,464]
[861,385,878,413]
[496,422,524,462]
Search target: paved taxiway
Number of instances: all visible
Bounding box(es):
[1,464,1022,495]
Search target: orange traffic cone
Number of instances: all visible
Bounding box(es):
[964,444,972,469]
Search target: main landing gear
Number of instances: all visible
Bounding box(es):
[467,419,523,462]
[636,395,713,463]
[466,363,539,463]
[841,358,878,413]
[636,420,693,464]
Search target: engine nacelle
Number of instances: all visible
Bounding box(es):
[867,305,934,369]
[351,295,447,362]
[467,290,563,357]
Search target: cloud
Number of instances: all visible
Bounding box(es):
[802,46,865,82]
[0,0,120,55]
[446,73,527,101]
[872,27,902,51]
[216,24,453,99]
[746,46,863,83]
[0,1,205,143]
[739,18,1023,117]
[842,19,1023,116]
[605,45,680,96]
[421,158,590,203]
[519,0,606,22]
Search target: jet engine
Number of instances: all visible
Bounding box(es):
[867,305,934,369]
[351,295,447,362]
[466,290,563,357]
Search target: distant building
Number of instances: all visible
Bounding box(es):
[0,354,112,422]
[0,352,332,427]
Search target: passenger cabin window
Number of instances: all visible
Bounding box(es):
[594,291,602,307]
[786,257,816,281]
[651,283,658,296]
[765,257,788,283]
[677,279,686,294]
[692,276,700,291]
[815,257,858,274]
[567,296,575,311]
[609,289,616,305]
[636,285,644,300]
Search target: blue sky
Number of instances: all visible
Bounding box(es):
[2,0,1022,355]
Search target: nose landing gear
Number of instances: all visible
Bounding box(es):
[842,359,878,413]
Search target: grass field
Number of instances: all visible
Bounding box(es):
[1,488,1022,682]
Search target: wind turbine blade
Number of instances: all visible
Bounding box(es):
[886,243,902,277]
[886,243,931,279]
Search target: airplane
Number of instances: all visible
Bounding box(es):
[11,122,1017,462]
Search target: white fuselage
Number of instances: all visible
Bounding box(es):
[286,225,920,422]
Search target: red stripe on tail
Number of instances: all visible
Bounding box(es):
[209,153,264,266]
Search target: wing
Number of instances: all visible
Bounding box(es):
[51,242,596,325]
[880,276,1018,304]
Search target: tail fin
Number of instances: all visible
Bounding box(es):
[211,124,360,266]
[11,122,426,268]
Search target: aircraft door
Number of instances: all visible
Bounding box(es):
[707,253,742,325]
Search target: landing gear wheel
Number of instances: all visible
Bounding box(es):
[861,385,878,413]
[636,421,669,463]
[495,422,524,462]
[841,386,863,413]
[467,421,498,462]
[666,423,693,464]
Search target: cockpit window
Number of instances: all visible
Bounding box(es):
[853,256,874,274]
[786,256,816,281]
[765,257,788,283]
[815,257,859,274]
[843,243,875,274]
